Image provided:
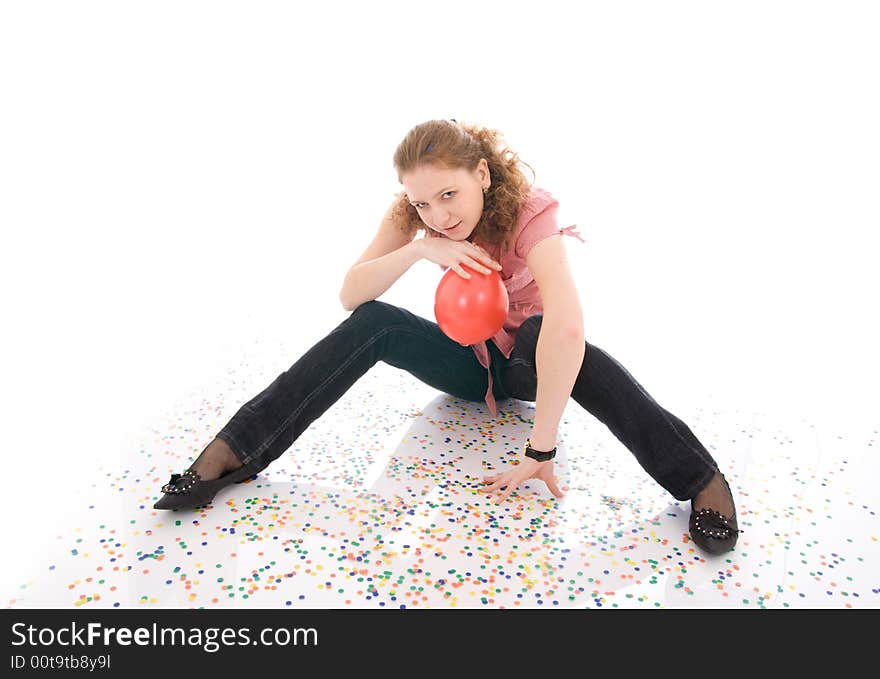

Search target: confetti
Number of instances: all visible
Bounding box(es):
[6,343,878,609]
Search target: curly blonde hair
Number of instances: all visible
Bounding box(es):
[389,119,537,256]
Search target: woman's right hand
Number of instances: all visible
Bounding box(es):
[417,237,503,279]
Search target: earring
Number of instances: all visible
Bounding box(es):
[482,186,489,194]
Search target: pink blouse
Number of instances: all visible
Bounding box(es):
[426,186,585,417]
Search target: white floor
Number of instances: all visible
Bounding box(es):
[5,332,878,610]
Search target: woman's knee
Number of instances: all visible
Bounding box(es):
[349,300,401,326]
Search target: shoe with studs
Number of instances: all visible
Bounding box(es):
[688,473,741,555]
[153,463,257,510]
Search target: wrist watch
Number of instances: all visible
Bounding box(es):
[523,438,557,462]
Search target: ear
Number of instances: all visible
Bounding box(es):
[477,157,490,181]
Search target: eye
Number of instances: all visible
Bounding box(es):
[414,191,455,209]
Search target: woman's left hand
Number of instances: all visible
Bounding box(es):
[479,458,565,504]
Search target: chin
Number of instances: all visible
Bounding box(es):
[435,221,474,240]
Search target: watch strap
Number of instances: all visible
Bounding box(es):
[524,438,557,462]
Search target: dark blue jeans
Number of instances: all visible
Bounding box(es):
[216,300,719,501]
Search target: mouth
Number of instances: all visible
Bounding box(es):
[443,221,462,231]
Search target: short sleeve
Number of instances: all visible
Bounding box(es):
[514,197,561,260]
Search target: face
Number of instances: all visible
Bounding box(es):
[400,159,490,240]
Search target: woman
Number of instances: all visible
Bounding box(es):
[153,119,740,555]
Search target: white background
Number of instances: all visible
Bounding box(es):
[1,1,878,595]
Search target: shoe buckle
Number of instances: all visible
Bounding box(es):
[693,507,741,539]
[161,469,200,494]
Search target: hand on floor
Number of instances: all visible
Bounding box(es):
[479,458,565,504]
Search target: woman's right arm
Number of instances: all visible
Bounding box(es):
[339,199,425,311]
[339,199,501,311]
[339,239,424,312]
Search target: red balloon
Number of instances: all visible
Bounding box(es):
[434,262,509,345]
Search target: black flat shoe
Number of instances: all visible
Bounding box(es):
[688,473,741,555]
[153,463,257,510]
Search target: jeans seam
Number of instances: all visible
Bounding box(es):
[506,358,532,368]
[241,324,481,466]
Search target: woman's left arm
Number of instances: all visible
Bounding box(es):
[528,233,585,448]
[479,234,583,504]
[531,321,584,450]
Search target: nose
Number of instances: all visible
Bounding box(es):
[434,211,453,229]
